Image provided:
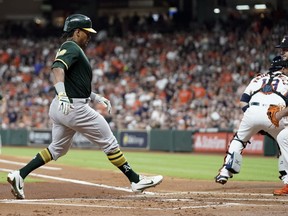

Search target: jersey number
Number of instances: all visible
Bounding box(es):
[261,78,280,91]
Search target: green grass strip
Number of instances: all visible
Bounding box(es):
[0,146,279,182]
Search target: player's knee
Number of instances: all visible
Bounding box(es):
[102,141,119,154]
[229,133,249,151]
[228,139,246,153]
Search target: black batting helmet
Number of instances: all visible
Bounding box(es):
[63,14,96,33]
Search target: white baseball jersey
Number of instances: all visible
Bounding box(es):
[218,70,288,183]
[245,71,288,107]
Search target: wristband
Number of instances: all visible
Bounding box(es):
[54,82,66,95]
[90,92,97,101]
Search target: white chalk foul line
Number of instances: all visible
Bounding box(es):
[0,168,155,195]
[158,197,288,202]
[1,163,286,211]
[0,199,173,210]
[0,199,283,210]
[157,191,275,197]
[0,159,61,170]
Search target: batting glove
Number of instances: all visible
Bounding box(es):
[97,96,112,114]
[91,93,112,114]
[58,92,74,115]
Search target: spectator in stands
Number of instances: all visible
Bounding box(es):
[0,12,286,131]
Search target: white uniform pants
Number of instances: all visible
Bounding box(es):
[220,104,288,181]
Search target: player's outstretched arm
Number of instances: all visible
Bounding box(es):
[276,107,288,120]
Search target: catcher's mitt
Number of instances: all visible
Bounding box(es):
[267,105,282,127]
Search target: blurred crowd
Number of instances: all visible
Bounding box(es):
[1,11,288,131]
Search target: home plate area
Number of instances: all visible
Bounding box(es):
[1,183,288,216]
[0,158,288,216]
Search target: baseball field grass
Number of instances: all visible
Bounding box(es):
[0,146,279,182]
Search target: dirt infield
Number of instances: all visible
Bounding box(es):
[1,155,288,216]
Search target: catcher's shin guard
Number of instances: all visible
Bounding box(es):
[226,152,242,174]
[223,133,247,174]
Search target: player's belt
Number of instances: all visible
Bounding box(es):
[71,98,90,104]
[250,102,261,106]
[250,102,275,107]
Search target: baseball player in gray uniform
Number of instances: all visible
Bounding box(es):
[0,93,5,122]
[215,53,288,191]
[7,14,163,199]
[0,93,5,146]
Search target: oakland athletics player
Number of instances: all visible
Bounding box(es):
[0,93,4,122]
[7,14,163,199]
[215,54,288,189]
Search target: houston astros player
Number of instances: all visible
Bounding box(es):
[215,52,288,190]
[264,35,288,195]
[7,14,163,199]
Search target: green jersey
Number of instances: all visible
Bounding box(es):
[52,40,92,98]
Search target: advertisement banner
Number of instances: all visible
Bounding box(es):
[193,132,264,155]
[119,131,148,148]
[193,132,228,153]
[29,129,52,145]
[244,135,265,155]
[227,133,264,155]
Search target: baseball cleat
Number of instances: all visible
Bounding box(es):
[215,174,230,185]
[131,175,163,192]
[273,184,288,196]
[7,170,25,199]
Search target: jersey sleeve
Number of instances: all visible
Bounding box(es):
[52,41,79,71]
[242,78,257,96]
[243,74,268,96]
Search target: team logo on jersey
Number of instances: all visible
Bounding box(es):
[55,49,67,58]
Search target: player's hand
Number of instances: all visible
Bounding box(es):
[58,92,74,115]
[93,94,112,114]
